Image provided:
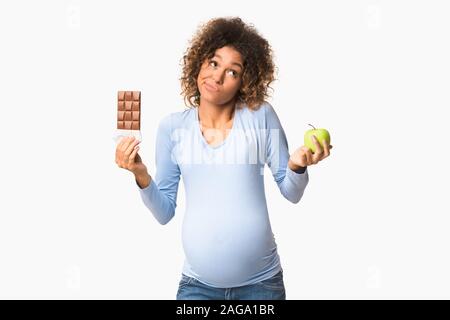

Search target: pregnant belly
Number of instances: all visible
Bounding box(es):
[181,211,276,286]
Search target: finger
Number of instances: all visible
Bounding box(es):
[298,151,307,168]
[302,146,312,165]
[117,137,137,165]
[310,144,321,164]
[310,136,322,164]
[322,140,330,157]
[120,136,135,152]
[311,135,324,156]
[124,139,140,158]
[116,136,128,160]
[128,145,140,164]
[296,151,308,167]
[117,137,131,163]
[307,149,314,165]
[117,136,125,148]
[118,136,132,149]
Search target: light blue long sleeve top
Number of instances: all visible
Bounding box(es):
[137,101,309,288]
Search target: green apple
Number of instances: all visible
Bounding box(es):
[304,124,331,153]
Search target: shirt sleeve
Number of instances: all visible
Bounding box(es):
[136,114,181,224]
[264,102,309,204]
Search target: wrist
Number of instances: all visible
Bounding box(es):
[288,159,307,174]
[134,171,151,189]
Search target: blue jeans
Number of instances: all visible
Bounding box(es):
[176,270,286,300]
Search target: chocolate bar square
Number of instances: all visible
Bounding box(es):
[117,91,140,130]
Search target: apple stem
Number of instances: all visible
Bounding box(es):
[308,124,316,130]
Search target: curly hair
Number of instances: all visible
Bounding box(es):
[180,17,276,111]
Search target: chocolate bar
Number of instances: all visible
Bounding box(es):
[117,91,140,130]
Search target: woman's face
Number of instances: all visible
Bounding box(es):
[197,46,244,106]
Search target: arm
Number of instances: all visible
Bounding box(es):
[135,171,152,189]
[137,114,181,224]
[265,103,309,204]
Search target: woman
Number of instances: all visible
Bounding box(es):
[115,17,332,300]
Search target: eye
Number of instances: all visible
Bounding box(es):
[209,60,217,68]
[227,70,238,77]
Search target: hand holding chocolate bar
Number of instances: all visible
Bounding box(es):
[115,136,147,175]
[115,90,147,176]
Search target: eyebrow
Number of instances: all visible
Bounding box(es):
[213,54,243,70]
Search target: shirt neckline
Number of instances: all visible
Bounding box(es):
[195,106,239,150]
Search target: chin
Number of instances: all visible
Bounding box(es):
[201,92,235,106]
[201,93,223,105]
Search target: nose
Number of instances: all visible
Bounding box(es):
[211,69,225,85]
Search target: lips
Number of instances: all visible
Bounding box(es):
[203,81,219,92]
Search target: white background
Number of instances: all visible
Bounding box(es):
[0,0,449,299]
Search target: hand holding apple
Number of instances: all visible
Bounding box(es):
[304,124,331,154]
[288,124,332,169]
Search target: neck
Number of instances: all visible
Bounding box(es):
[198,98,237,129]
